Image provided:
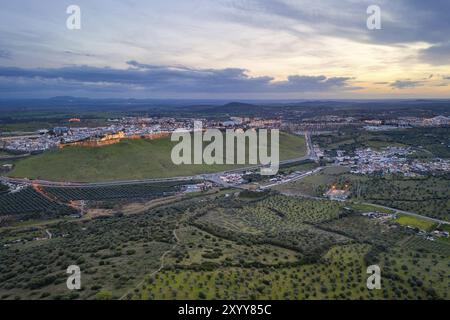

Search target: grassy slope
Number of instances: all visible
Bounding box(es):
[350,203,395,214]
[8,133,306,182]
[395,214,436,231]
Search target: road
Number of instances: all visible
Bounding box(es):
[260,166,325,189]
[1,175,201,188]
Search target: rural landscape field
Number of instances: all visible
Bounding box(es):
[1,104,449,302]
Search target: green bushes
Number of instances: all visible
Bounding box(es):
[0,187,78,218]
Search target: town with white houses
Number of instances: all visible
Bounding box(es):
[0,116,283,154]
[333,146,450,175]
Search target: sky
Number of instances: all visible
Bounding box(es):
[0,0,450,99]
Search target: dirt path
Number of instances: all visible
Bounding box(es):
[119,226,180,300]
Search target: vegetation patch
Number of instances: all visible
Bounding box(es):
[395,215,437,231]
[8,133,306,182]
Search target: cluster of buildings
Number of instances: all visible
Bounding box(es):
[361,211,397,222]
[0,116,285,153]
[219,173,245,184]
[404,225,449,242]
[333,147,450,175]
[312,144,325,159]
[359,210,449,242]
[0,177,26,193]
[284,121,359,133]
[220,117,281,129]
[0,135,60,153]
[363,125,403,131]
[324,186,350,201]
[284,115,448,133]
[0,116,204,153]
[428,229,450,240]
[363,115,449,128]
[182,182,213,193]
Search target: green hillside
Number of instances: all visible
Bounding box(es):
[8,132,306,182]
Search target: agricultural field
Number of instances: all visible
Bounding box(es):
[356,175,450,221]
[400,236,450,256]
[0,198,195,300]
[0,181,195,223]
[1,189,449,300]
[136,243,449,300]
[192,194,351,259]
[274,168,449,222]
[7,132,306,182]
[42,181,191,202]
[395,215,437,231]
[0,187,78,220]
[165,224,300,268]
[318,214,407,247]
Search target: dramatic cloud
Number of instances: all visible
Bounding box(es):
[0,1,449,97]
[222,0,450,45]
[0,62,357,97]
[0,50,12,60]
[419,42,450,66]
[63,51,96,58]
[390,80,424,89]
[221,0,450,66]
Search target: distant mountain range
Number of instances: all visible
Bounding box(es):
[0,97,449,117]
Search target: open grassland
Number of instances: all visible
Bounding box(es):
[395,215,437,231]
[7,132,306,182]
